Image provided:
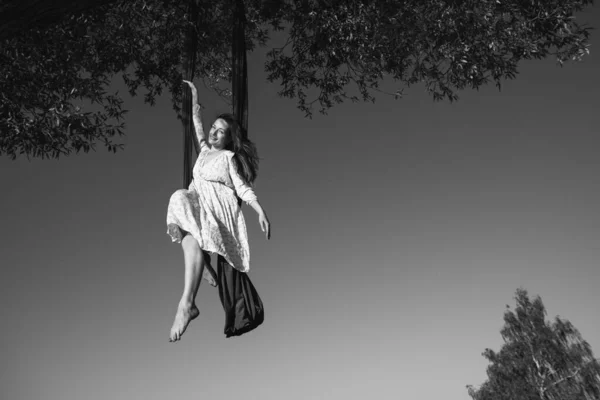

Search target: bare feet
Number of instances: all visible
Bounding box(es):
[169,303,199,342]
[203,264,218,287]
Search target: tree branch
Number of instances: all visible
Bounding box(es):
[541,367,582,396]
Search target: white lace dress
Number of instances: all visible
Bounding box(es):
[166,141,257,273]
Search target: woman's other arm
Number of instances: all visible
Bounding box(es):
[227,155,271,240]
[248,200,271,240]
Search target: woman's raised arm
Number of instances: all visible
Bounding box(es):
[182,80,206,146]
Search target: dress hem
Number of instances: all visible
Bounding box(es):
[166,224,249,273]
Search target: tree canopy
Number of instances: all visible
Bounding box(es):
[0,0,594,159]
[0,0,124,40]
[467,288,600,400]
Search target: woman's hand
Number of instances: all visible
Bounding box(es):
[259,211,271,240]
[182,80,198,106]
[248,200,271,240]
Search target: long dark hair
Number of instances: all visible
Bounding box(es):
[216,113,259,184]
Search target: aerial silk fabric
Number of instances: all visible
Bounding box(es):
[216,253,264,337]
[215,0,264,338]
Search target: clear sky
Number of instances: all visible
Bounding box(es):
[1,6,599,400]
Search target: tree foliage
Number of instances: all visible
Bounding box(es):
[1,8,127,158]
[467,288,600,400]
[266,0,593,114]
[0,0,120,41]
[0,0,594,159]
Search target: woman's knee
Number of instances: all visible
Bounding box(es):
[170,189,189,203]
[181,234,202,260]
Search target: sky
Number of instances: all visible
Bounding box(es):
[1,6,599,400]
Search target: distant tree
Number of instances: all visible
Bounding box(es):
[467,288,600,400]
[0,0,594,159]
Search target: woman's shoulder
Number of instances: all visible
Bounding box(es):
[223,150,235,158]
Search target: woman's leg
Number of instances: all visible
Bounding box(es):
[169,234,205,342]
[202,253,218,287]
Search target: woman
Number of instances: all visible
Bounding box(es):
[166,80,271,342]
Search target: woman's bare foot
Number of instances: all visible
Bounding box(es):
[169,303,199,342]
[203,265,218,287]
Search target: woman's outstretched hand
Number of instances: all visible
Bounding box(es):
[182,80,198,106]
[259,212,271,240]
[249,201,271,240]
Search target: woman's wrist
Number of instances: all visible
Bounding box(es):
[250,200,264,215]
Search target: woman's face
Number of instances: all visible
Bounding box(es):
[208,118,230,150]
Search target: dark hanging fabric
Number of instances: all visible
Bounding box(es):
[217,254,265,337]
[215,0,265,338]
[231,0,249,138]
